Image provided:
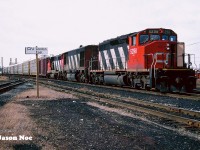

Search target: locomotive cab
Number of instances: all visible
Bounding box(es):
[128,28,179,69]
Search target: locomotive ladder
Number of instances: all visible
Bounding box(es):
[149,52,169,88]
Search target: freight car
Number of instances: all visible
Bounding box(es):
[3,28,197,93]
[39,56,48,77]
[2,67,8,74]
[22,61,30,75]
[18,63,23,75]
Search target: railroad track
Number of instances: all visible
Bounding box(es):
[0,80,26,94]
[11,74,200,100]
[27,76,200,100]
[30,79,200,130]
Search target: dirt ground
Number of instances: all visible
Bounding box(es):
[0,86,77,149]
[1,86,154,149]
[0,84,200,150]
[0,76,8,81]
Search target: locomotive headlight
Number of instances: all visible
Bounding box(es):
[166,43,170,50]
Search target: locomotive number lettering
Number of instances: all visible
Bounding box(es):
[164,30,171,35]
[130,48,137,55]
[149,30,159,34]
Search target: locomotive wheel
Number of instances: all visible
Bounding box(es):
[91,76,95,84]
[145,85,151,91]
[159,81,168,93]
[130,78,134,88]
[63,73,67,80]
[91,75,97,84]
[135,84,140,89]
[93,76,98,84]
[79,74,86,83]
[142,81,150,91]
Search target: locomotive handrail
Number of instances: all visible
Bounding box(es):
[183,53,197,69]
[88,59,99,70]
[153,52,166,78]
[144,53,154,84]
[193,54,197,69]
[153,52,179,78]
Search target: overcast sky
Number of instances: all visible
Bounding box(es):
[0,0,200,68]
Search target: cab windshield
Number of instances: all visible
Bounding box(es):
[150,34,160,41]
[140,34,160,44]
[162,35,168,40]
[140,35,149,44]
[162,35,176,41]
[139,34,177,44]
[169,36,176,41]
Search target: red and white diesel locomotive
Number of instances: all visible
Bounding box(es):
[3,28,197,92]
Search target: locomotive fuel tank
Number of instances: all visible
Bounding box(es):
[67,72,77,81]
[104,71,127,86]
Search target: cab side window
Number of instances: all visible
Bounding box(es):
[132,36,136,46]
[170,36,177,41]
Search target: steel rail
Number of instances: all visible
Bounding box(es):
[0,82,11,87]
[0,80,18,88]
[0,80,25,94]
[37,79,200,119]
[43,77,200,100]
[19,75,200,100]
[125,97,200,118]
[94,98,200,128]
[38,80,200,128]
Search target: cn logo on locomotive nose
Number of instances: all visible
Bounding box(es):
[130,48,137,55]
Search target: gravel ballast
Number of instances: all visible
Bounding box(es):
[0,82,199,149]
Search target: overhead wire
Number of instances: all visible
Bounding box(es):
[186,42,200,46]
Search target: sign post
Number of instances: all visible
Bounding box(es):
[25,46,48,98]
[1,57,3,75]
[36,53,39,98]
